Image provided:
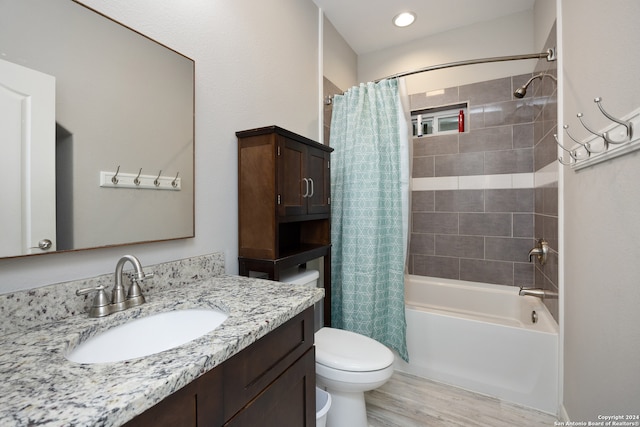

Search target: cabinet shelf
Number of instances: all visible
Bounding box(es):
[239,244,330,272]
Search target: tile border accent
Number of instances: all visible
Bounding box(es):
[413,173,534,191]
[534,162,558,187]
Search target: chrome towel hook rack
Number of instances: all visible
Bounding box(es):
[100,167,181,190]
[557,97,640,170]
[593,97,633,143]
[553,133,579,166]
[562,125,593,154]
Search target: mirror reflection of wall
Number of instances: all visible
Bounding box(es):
[0,0,195,258]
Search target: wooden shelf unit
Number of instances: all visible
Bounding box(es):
[237,126,333,325]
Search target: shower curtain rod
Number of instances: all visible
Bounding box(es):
[374,47,556,82]
[324,48,556,104]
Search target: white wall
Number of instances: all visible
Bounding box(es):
[0,0,320,293]
[534,0,557,51]
[358,10,536,94]
[322,15,358,91]
[561,0,640,420]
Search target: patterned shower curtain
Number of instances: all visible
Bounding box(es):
[330,78,409,361]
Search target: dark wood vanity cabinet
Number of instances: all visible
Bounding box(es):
[122,307,315,427]
[236,126,333,326]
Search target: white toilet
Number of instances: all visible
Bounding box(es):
[279,268,395,427]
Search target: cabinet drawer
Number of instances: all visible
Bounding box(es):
[224,348,316,427]
[223,307,314,419]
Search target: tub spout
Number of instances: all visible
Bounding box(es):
[519,287,558,299]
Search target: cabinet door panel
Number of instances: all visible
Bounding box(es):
[197,365,225,426]
[122,382,197,427]
[279,137,306,217]
[306,147,330,215]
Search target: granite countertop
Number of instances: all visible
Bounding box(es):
[0,274,323,427]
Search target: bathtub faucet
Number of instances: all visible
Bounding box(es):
[519,287,558,299]
[528,239,549,265]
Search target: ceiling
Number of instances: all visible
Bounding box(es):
[312,0,535,55]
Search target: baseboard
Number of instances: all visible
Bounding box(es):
[558,404,570,422]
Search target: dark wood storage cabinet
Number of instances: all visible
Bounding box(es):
[122,307,316,427]
[236,126,333,326]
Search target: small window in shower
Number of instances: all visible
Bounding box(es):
[411,102,467,137]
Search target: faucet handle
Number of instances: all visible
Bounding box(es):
[127,271,154,281]
[125,270,152,304]
[528,239,549,265]
[76,285,112,317]
[76,284,108,300]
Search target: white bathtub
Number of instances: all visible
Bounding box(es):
[395,275,558,414]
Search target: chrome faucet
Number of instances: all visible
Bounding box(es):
[528,239,549,265]
[76,255,153,317]
[113,254,151,310]
[519,287,558,299]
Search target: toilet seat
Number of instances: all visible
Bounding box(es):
[315,327,394,372]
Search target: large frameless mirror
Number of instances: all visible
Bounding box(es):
[0,0,195,258]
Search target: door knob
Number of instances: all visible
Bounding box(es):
[38,239,53,250]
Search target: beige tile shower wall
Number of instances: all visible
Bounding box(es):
[408,74,542,287]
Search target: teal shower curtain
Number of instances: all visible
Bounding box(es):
[330,79,409,361]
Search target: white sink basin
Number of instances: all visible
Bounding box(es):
[66,308,228,364]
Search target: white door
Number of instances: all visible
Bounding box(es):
[0,59,56,256]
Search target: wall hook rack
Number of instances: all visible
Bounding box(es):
[594,97,632,143]
[134,168,143,186]
[111,165,121,184]
[100,168,181,191]
[576,112,606,142]
[563,125,600,154]
[557,97,640,170]
[554,133,578,165]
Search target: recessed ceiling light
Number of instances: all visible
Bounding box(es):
[393,11,416,28]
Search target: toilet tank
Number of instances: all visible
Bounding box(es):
[279,268,322,330]
[279,268,319,288]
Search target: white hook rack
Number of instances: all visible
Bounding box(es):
[100,170,181,190]
[559,98,640,170]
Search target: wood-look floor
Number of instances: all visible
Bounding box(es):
[365,371,558,427]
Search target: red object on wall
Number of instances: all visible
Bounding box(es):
[458,109,465,133]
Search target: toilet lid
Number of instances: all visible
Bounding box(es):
[314,327,394,372]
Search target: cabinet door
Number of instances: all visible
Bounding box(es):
[306,146,331,215]
[224,349,316,427]
[278,137,307,217]
[278,137,331,219]
[121,382,198,427]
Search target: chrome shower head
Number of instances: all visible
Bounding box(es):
[513,72,557,99]
[513,86,528,98]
